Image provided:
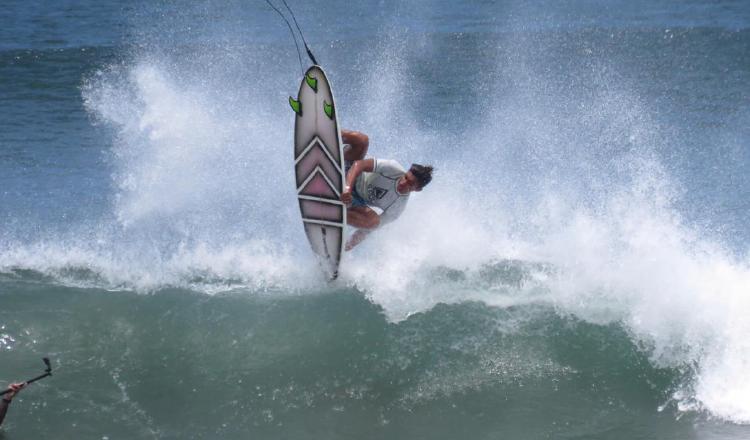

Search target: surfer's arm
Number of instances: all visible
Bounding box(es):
[345,229,371,251]
[341,158,374,204]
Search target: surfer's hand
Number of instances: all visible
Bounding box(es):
[341,186,353,205]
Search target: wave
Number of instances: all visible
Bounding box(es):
[1,1,749,427]
[0,272,702,436]
[3,223,750,425]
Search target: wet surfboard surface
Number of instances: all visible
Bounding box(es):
[291,65,346,279]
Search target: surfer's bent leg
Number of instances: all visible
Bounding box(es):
[342,129,369,161]
[347,206,380,229]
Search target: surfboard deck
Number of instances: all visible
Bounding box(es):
[291,66,346,279]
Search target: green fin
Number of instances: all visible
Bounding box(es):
[289,96,301,115]
[323,100,334,119]
[305,74,318,92]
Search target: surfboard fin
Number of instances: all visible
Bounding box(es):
[305,73,318,92]
[289,96,301,115]
[323,100,334,119]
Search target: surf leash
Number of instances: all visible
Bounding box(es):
[1,358,53,396]
[263,0,305,74]
[279,0,319,65]
[263,0,319,68]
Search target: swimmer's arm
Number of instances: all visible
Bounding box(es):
[1,382,25,426]
[0,398,8,426]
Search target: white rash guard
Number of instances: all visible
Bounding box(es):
[354,159,410,225]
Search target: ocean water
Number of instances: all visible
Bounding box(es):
[1,0,749,438]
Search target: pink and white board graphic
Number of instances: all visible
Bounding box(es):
[292,65,346,279]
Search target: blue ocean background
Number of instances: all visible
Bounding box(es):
[1,0,750,438]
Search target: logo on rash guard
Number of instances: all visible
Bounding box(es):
[368,187,388,200]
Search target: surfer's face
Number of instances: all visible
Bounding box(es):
[397,172,422,194]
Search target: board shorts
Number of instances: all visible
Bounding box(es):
[344,160,368,208]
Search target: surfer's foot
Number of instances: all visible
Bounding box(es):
[345,229,371,251]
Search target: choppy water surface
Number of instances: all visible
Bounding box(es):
[1,1,749,438]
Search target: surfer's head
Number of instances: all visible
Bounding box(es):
[398,164,434,193]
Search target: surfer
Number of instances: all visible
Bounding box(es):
[0,382,25,427]
[340,129,433,250]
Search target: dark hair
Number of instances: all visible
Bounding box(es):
[409,164,434,189]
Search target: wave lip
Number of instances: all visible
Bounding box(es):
[0,239,314,293]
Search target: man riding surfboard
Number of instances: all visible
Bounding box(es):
[340,129,434,250]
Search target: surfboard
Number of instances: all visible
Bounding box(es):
[290,65,346,279]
